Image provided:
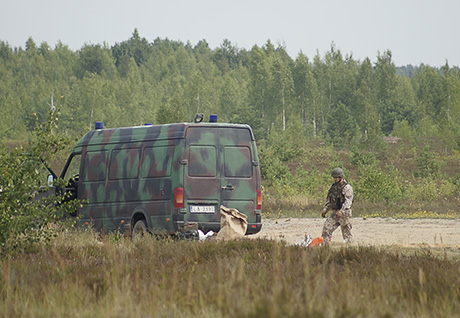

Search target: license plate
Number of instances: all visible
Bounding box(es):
[190,205,215,213]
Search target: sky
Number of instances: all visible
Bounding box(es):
[1,0,459,67]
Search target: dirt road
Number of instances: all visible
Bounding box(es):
[252,217,460,248]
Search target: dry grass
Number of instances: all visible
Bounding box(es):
[263,194,323,218]
[263,194,460,219]
[1,230,460,317]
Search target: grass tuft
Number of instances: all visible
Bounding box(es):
[1,230,459,317]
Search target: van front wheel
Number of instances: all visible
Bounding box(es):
[132,219,148,239]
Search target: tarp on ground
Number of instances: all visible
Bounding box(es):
[217,205,247,240]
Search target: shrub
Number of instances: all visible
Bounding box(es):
[404,179,456,201]
[0,108,80,253]
[258,141,291,183]
[355,164,402,203]
[350,149,378,166]
[415,146,440,178]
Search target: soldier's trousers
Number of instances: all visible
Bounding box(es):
[322,210,353,243]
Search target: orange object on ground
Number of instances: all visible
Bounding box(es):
[309,237,324,246]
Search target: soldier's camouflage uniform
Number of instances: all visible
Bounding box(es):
[322,180,354,243]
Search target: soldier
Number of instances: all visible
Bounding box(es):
[321,168,354,244]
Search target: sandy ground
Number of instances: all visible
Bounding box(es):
[252,217,460,248]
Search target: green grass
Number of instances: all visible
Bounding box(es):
[1,230,460,317]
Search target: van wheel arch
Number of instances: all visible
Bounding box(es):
[131,208,151,231]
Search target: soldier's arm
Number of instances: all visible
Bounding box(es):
[322,185,333,215]
[340,184,353,215]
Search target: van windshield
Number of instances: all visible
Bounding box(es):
[63,153,82,181]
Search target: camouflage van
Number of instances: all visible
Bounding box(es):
[57,120,262,235]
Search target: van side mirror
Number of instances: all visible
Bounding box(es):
[47,174,54,187]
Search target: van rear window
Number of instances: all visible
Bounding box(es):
[188,146,217,177]
[224,146,252,178]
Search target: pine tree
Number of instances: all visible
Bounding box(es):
[326,101,358,147]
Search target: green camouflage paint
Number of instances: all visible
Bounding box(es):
[59,123,262,235]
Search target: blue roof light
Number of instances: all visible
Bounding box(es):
[209,114,218,123]
[95,122,103,129]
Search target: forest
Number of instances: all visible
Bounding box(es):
[1,29,460,219]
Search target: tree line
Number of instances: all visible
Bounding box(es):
[1,29,460,151]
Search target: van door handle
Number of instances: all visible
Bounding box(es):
[221,185,235,191]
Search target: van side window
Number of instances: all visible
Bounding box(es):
[140,146,173,178]
[83,151,108,182]
[109,148,141,180]
[188,146,216,177]
[224,146,252,178]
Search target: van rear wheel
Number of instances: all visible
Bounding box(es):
[132,219,148,239]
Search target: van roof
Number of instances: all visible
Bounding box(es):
[76,122,254,148]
